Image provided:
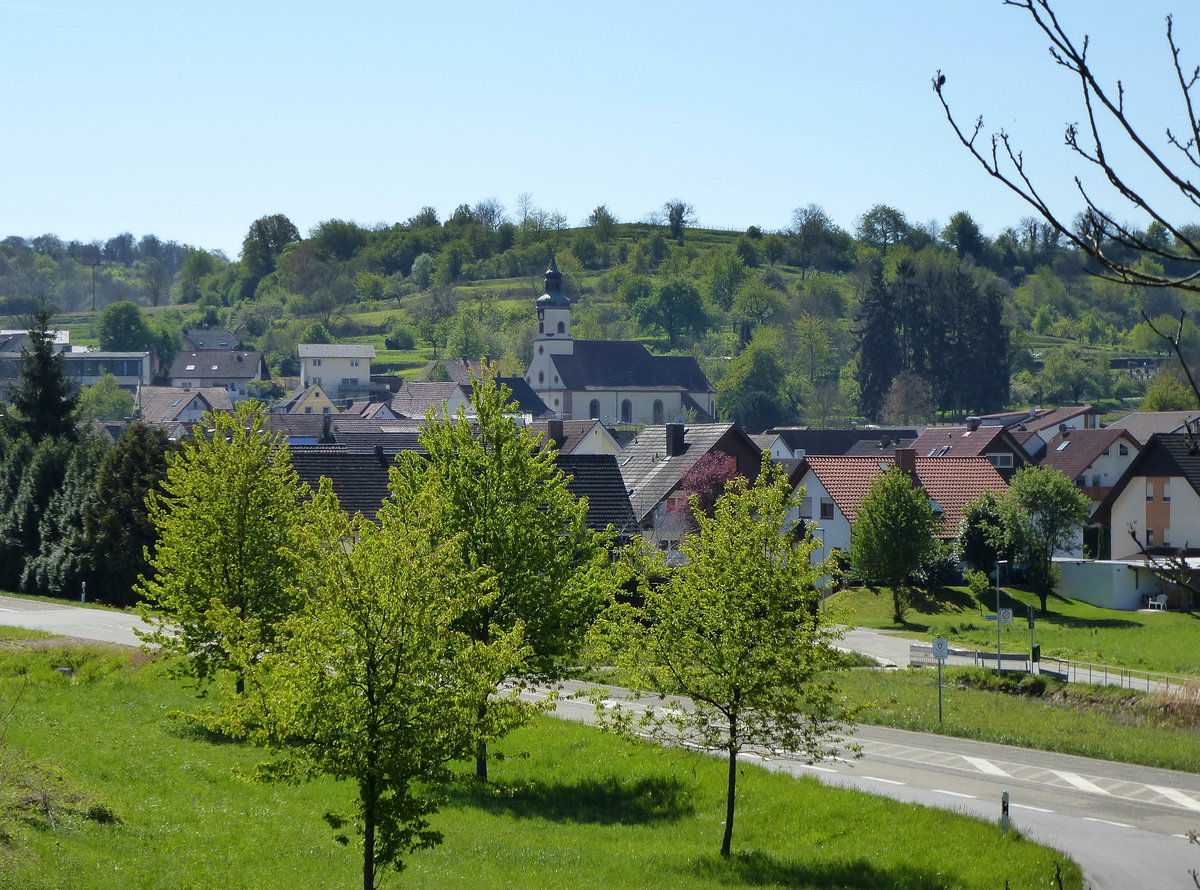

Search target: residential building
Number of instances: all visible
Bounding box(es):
[910,419,1030,480]
[168,350,266,399]
[297,344,382,404]
[138,386,233,425]
[1037,427,1141,511]
[276,384,339,416]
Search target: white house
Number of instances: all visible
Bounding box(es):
[298,343,377,404]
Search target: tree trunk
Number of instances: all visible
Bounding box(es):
[721,722,738,857]
[475,699,489,783]
[362,776,376,890]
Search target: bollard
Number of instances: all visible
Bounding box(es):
[1001,790,1010,833]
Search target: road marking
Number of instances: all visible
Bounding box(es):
[1012,803,1054,813]
[933,789,977,799]
[963,756,1009,776]
[1052,770,1110,795]
[1082,817,1133,828]
[1147,785,1200,811]
[861,776,906,786]
[794,764,838,774]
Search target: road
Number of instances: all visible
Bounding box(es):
[3,599,1198,887]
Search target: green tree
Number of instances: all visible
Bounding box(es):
[220,480,526,890]
[587,204,618,243]
[97,300,152,351]
[663,199,695,244]
[1141,367,1195,411]
[85,422,173,605]
[594,462,852,857]
[630,278,708,346]
[850,467,939,623]
[716,332,789,432]
[702,250,748,312]
[957,490,1011,573]
[731,278,782,346]
[1000,466,1090,614]
[3,310,78,444]
[856,204,910,254]
[137,401,310,692]
[241,213,301,284]
[881,370,934,425]
[75,373,135,423]
[400,371,611,781]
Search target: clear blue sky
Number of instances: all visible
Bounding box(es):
[3,1,1195,258]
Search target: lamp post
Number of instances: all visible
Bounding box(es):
[994,559,1008,676]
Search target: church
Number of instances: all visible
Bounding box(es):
[524,261,716,425]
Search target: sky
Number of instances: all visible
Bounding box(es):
[3,1,1197,259]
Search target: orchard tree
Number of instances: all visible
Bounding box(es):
[1000,465,1090,614]
[850,467,940,623]
[401,371,612,781]
[221,481,527,890]
[663,199,695,244]
[587,204,618,243]
[594,462,853,858]
[138,401,310,692]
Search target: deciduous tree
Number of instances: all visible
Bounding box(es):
[400,371,611,781]
[137,401,310,692]
[850,467,939,623]
[594,462,853,858]
[221,480,526,890]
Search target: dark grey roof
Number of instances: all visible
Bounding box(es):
[497,377,553,418]
[181,328,238,350]
[550,341,713,393]
[619,423,763,522]
[843,437,916,456]
[288,445,632,532]
[169,350,265,381]
[1095,433,1200,523]
[765,427,919,455]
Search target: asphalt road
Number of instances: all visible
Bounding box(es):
[3,599,1197,887]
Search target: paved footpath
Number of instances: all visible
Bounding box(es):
[0,595,147,647]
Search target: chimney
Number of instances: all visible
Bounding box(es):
[965,416,981,432]
[895,447,917,476]
[665,422,686,457]
[547,418,565,449]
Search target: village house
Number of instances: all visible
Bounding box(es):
[168,349,266,399]
[297,343,387,405]
[910,419,1031,481]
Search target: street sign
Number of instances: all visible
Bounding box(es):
[999,608,1014,625]
[932,637,950,660]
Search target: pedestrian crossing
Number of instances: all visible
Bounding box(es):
[854,737,1200,814]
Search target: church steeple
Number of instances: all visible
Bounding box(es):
[534,255,572,354]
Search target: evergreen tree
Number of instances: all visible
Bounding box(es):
[854,263,900,421]
[3,310,78,443]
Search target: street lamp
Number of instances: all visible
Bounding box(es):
[994,559,1008,676]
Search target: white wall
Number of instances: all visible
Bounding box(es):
[1056,558,1161,610]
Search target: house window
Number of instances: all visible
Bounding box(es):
[652,400,664,424]
[313,358,322,367]
[986,453,1014,469]
[1092,475,1101,487]
[621,399,632,424]
[1147,528,1156,546]
[1119,443,1129,456]
[304,406,313,414]
[312,376,321,384]
[1164,481,1171,502]
[1147,481,1154,501]
[819,499,835,520]
[589,399,600,420]
[1164,528,1172,547]
[350,359,360,367]
[323,406,332,414]
[342,378,358,386]
[1075,477,1085,487]
[797,497,813,519]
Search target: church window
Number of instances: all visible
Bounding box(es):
[538,345,544,355]
[538,371,545,384]
[538,321,544,333]
[589,399,600,419]
[652,400,664,424]
[556,321,565,333]
[621,400,632,424]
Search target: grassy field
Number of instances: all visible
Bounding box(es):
[0,639,1081,890]
[832,584,1200,677]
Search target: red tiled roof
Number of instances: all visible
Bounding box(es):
[802,455,1007,537]
[1038,428,1138,482]
[910,424,1023,459]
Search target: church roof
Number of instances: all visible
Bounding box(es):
[549,341,713,393]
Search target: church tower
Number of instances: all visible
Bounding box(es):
[534,257,573,354]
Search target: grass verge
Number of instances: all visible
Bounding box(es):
[0,641,1081,889]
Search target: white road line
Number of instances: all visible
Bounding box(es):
[1083,817,1133,828]
[861,776,906,786]
[1012,803,1054,813]
[794,764,838,774]
[962,755,1009,776]
[933,789,977,799]
[1052,770,1110,795]
[1147,785,1200,812]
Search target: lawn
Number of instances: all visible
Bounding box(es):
[0,639,1081,890]
[832,584,1200,677]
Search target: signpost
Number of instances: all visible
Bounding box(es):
[933,637,949,722]
[994,560,1008,676]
